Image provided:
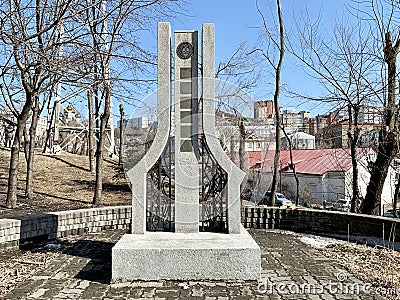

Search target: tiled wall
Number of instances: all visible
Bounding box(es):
[0,206,131,250]
[1,205,398,250]
[242,207,400,241]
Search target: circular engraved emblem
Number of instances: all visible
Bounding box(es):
[176,42,193,59]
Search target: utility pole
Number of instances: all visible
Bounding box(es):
[118,104,124,165]
[52,23,64,154]
[109,101,115,157]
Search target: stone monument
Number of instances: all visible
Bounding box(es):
[112,22,261,281]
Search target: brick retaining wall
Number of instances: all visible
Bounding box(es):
[0,206,131,250]
[242,206,400,241]
[1,205,399,250]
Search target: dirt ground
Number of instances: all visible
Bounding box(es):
[320,243,400,299]
[0,147,131,219]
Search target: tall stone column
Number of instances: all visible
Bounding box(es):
[202,23,244,233]
[127,22,172,234]
[174,30,199,233]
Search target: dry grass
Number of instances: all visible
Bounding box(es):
[0,244,64,298]
[0,147,131,218]
[0,234,88,298]
[320,243,400,299]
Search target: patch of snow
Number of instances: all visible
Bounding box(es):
[330,233,400,251]
[44,243,62,249]
[265,229,300,236]
[299,235,346,249]
[242,200,257,207]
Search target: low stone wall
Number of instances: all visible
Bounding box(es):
[242,206,400,241]
[0,206,131,250]
[1,205,399,251]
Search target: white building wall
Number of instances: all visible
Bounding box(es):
[255,152,396,215]
[338,152,395,214]
[279,173,323,204]
[325,172,347,202]
[382,166,397,213]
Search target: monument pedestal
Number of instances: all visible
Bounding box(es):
[111,225,260,281]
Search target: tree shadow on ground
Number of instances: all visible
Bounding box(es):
[72,179,130,192]
[48,156,90,172]
[34,191,89,205]
[103,182,131,192]
[104,157,118,165]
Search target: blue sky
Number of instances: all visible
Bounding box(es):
[129,0,354,118]
[186,0,351,115]
[116,0,365,121]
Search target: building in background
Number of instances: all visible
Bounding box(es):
[26,115,48,147]
[254,100,274,119]
[63,104,81,121]
[358,106,383,124]
[118,116,151,130]
[281,131,315,150]
[281,109,312,134]
[246,148,396,215]
[316,121,382,149]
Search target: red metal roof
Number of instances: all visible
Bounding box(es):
[245,148,372,175]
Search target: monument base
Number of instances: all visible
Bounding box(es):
[111,225,260,281]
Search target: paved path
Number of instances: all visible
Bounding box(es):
[2,229,386,300]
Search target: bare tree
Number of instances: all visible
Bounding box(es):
[393,179,400,217]
[281,128,300,205]
[25,86,56,199]
[289,12,381,213]
[90,0,113,205]
[87,88,95,172]
[0,0,74,208]
[253,0,285,206]
[360,0,400,215]
[77,0,184,205]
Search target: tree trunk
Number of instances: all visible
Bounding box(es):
[282,129,300,205]
[118,103,124,166]
[230,136,235,163]
[238,119,245,171]
[348,104,361,213]
[393,178,399,218]
[349,136,360,213]
[25,101,40,199]
[6,91,35,208]
[23,126,29,163]
[363,32,399,215]
[88,89,95,173]
[362,130,397,215]
[5,122,25,208]
[270,0,284,206]
[93,88,111,205]
[293,160,299,206]
[94,83,100,139]
[42,98,55,153]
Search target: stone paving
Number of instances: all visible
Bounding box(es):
[2,229,387,300]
